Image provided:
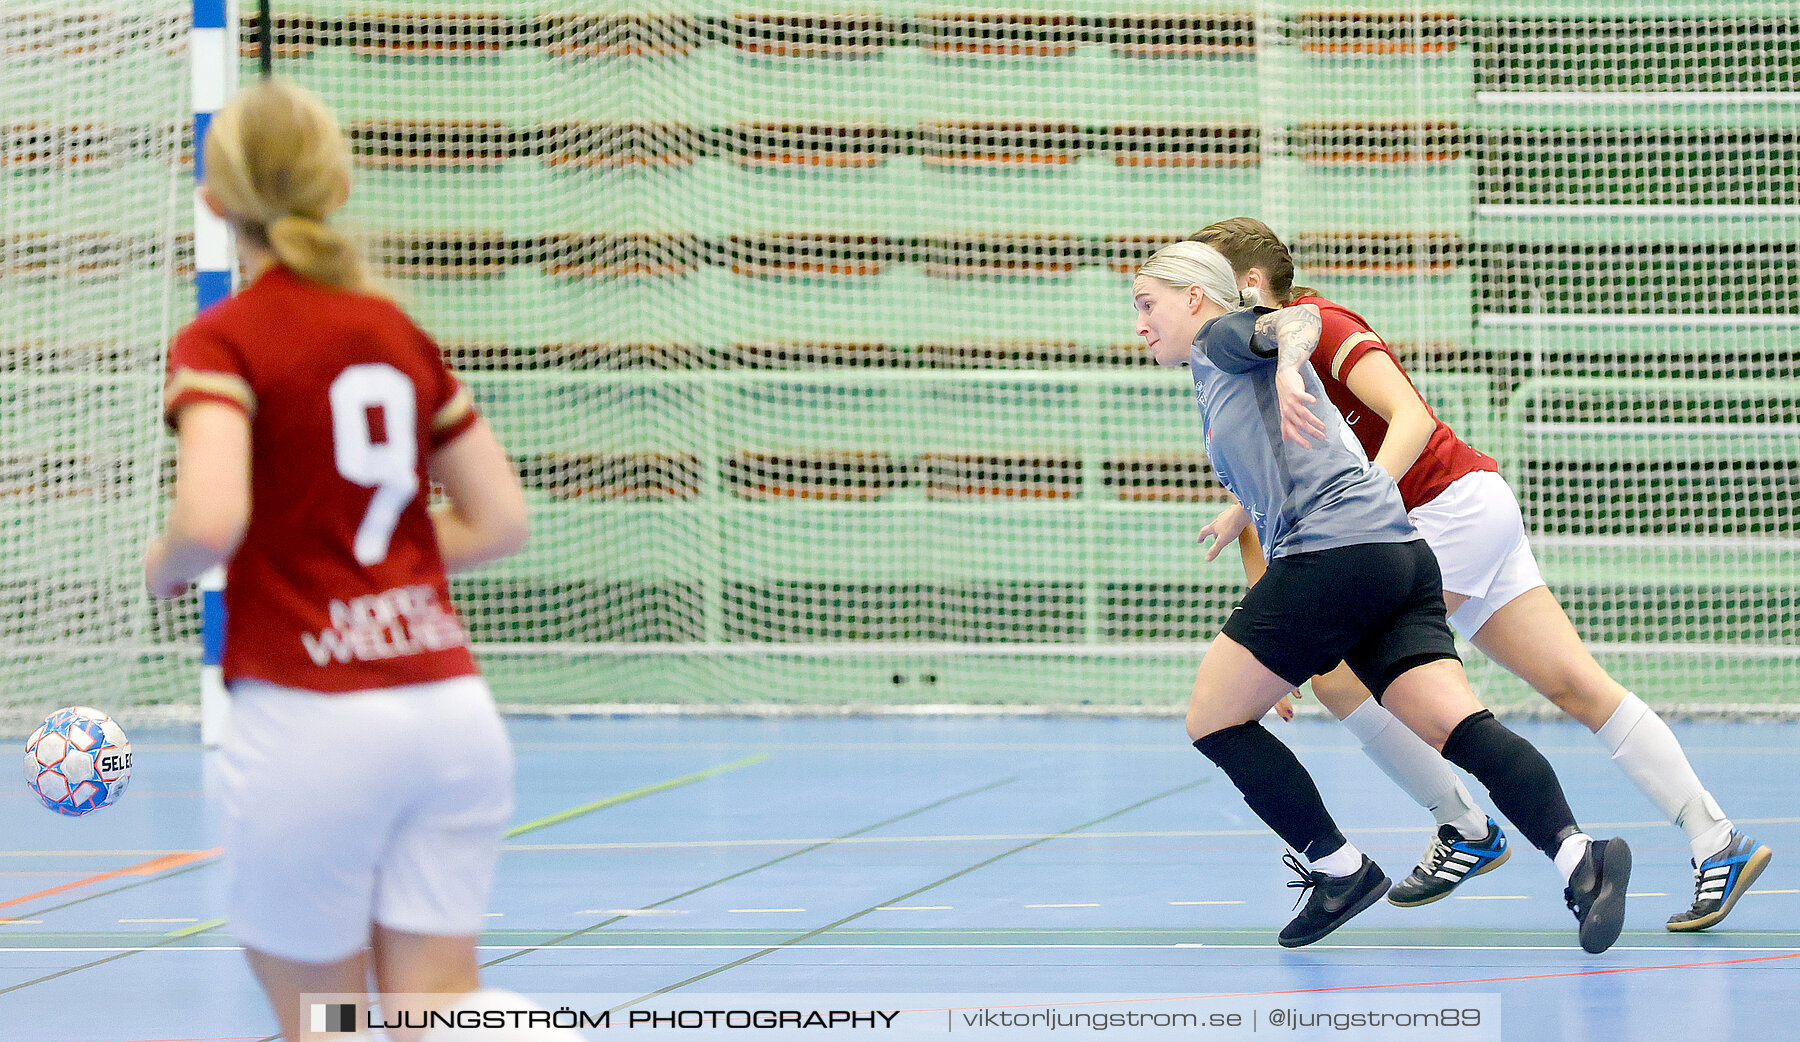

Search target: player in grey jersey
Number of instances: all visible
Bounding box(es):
[1133,240,1631,952]
[1180,302,1412,560]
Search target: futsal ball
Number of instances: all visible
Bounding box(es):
[23,706,131,816]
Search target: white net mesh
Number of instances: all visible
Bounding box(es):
[3,2,1796,726]
[1,5,190,728]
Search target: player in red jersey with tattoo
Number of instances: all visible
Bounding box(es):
[1191,218,1768,929]
[145,81,573,1041]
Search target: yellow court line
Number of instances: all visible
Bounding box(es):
[1752,889,1800,895]
[505,755,768,839]
[1628,892,1670,898]
[0,920,44,926]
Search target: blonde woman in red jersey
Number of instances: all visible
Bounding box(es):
[1190,218,1769,931]
[144,82,572,1042]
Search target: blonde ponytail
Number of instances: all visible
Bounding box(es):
[204,79,383,296]
[267,213,368,291]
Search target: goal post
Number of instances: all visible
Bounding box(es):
[191,0,238,744]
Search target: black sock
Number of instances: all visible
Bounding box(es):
[1440,710,1579,857]
[1193,721,1346,863]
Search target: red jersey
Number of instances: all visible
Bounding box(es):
[1296,294,1497,510]
[164,266,481,692]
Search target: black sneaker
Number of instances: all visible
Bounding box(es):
[1278,852,1390,948]
[1666,831,1771,932]
[1564,837,1632,954]
[1387,817,1512,907]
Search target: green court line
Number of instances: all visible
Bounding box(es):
[168,916,227,938]
[482,775,1019,970]
[0,917,224,997]
[616,776,1211,1010]
[505,755,768,839]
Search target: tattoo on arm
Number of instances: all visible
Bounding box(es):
[1255,311,1280,345]
[1269,307,1322,373]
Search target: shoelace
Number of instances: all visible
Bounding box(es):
[1282,851,1317,910]
[1418,831,1456,874]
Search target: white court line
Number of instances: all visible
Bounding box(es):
[505,817,1800,852]
[1174,944,1800,952]
[0,943,1795,955]
[3,943,1800,957]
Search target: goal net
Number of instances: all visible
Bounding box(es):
[2,4,191,727]
[3,1,1795,727]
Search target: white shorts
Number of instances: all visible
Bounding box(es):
[1407,470,1547,637]
[219,675,514,963]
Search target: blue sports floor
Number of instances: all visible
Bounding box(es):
[1,715,1795,1040]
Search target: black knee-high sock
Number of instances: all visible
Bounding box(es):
[1193,721,1347,863]
[1440,710,1581,857]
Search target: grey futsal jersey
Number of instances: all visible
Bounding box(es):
[1189,307,1416,560]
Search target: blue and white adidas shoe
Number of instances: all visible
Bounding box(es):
[1387,817,1511,907]
[1666,830,1772,932]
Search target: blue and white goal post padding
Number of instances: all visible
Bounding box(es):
[192,0,238,746]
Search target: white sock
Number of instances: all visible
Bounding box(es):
[419,988,587,1041]
[1596,692,1733,858]
[1678,794,1735,862]
[1340,698,1487,838]
[1552,833,1593,883]
[1309,841,1364,878]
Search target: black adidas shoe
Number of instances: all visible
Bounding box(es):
[1667,831,1772,932]
[1278,852,1390,948]
[1564,837,1632,954]
[1387,817,1512,907]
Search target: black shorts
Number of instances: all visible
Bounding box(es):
[1221,539,1458,698]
